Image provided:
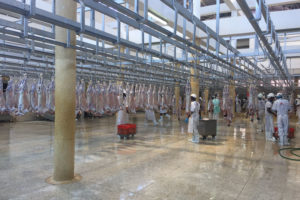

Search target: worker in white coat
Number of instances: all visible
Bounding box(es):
[272,93,291,146]
[295,95,300,124]
[116,90,129,126]
[256,93,265,133]
[187,94,200,143]
[265,93,276,141]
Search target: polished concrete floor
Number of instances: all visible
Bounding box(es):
[0,113,299,200]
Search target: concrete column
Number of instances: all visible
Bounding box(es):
[175,64,180,108]
[175,83,180,108]
[229,64,236,115]
[191,0,200,102]
[47,0,80,184]
[190,68,199,101]
[204,88,209,114]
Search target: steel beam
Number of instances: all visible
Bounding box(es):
[237,0,291,86]
[0,0,279,88]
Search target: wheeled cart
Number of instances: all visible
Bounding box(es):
[117,124,137,139]
[198,119,217,140]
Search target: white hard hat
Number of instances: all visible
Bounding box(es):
[191,94,197,98]
[297,95,300,99]
[276,93,282,97]
[258,93,263,98]
[123,90,127,94]
[267,93,275,98]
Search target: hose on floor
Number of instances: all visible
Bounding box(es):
[278,148,300,161]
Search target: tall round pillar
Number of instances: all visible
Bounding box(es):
[230,61,236,116]
[47,0,80,184]
[204,88,209,114]
[190,68,199,101]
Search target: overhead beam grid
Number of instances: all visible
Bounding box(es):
[236,0,292,86]
[0,0,289,89]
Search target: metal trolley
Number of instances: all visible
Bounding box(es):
[198,119,217,140]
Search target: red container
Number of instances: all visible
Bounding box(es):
[125,124,137,134]
[117,124,137,139]
[118,124,130,135]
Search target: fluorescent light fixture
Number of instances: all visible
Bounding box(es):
[148,11,168,25]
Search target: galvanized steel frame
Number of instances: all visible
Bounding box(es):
[237,0,291,87]
[0,0,288,89]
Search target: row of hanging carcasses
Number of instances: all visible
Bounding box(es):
[77,81,176,116]
[0,75,54,115]
[0,75,176,116]
[222,85,233,111]
[247,85,258,112]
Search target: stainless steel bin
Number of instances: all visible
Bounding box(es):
[198,118,217,139]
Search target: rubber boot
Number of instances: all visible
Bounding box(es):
[283,135,290,146]
[190,134,196,143]
[279,135,284,146]
[195,132,200,143]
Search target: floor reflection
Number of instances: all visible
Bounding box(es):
[0,114,299,200]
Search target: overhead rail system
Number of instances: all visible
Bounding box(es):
[237,0,292,87]
[0,0,292,89]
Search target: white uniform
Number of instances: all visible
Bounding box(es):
[265,101,274,141]
[257,99,265,132]
[116,95,129,126]
[295,98,300,124]
[188,101,200,142]
[272,99,291,145]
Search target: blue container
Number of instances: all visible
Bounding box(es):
[185,117,189,123]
